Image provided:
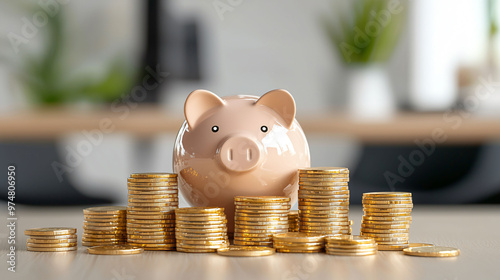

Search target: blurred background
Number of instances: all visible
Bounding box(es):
[1,0,500,207]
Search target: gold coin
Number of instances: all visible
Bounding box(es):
[363,211,411,216]
[299,170,349,176]
[234,196,290,203]
[27,238,78,244]
[217,246,275,257]
[177,247,217,253]
[130,173,177,179]
[128,218,174,224]
[326,243,377,249]
[233,240,273,246]
[27,242,77,248]
[176,239,227,245]
[233,232,275,238]
[235,220,288,227]
[176,243,228,250]
[298,195,350,201]
[403,246,460,257]
[235,225,288,231]
[234,201,290,206]
[25,227,77,236]
[129,197,178,203]
[128,238,176,244]
[127,243,176,249]
[299,177,349,182]
[127,209,175,215]
[87,245,143,255]
[298,206,349,212]
[299,167,349,173]
[299,209,349,215]
[175,207,225,214]
[128,202,179,208]
[84,221,125,227]
[274,244,324,250]
[362,199,412,204]
[84,218,126,223]
[127,185,177,190]
[235,216,288,223]
[128,190,178,195]
[27,246,77,252]
[126,215,173,220]
[176,228,227,234]
[127,206,178,212]
[83,229,126,235]
[235,204,290,210]
[83,206,127,215]
[362,215,412,221]
[83,233,125,238]
[299,181,349,187]
[363,192,411,198]
[128,177,177,183]
[83,225,126,231]
[26,234,77,240]
[326,235,375,245]
[377,244,409,251]
[360,228,409,234]
[82,241,124,247]
[363,204,413,209]
[360,231,409,237]
[232,236,273,242]
[276,249,323,253]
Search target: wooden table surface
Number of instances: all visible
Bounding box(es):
[1,204,499,280]
[2,106,500,144]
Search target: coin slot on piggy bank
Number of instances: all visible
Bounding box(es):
[173,89,311,232]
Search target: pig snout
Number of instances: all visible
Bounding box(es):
[218,136,262,172]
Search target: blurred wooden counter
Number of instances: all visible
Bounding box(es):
[1,105,500,144]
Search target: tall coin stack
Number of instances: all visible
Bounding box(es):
[82,206,127,246]
[175,207,229,253]
[233,196,290,247]
[298,167,350,235]
[288,210,299,232]
[25,227,77,252]
[126,173,178,251]
[361,192,413,251]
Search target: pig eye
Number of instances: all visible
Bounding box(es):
[260,126,268,133]
[211,126,219,133]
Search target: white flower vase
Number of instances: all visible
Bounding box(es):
[346,65,396,120]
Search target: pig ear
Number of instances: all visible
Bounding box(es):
[184,89,225,129]
[255,89,296,129]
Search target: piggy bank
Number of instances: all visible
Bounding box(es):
[173,89,310,232]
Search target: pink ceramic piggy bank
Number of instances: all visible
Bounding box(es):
[173,89,310,232]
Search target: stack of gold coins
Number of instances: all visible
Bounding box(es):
[175,207,229,253]
[298,167,350,235]
[348,220,353,235]
[273,232,325,253]
[288,210,299,232]
[25,227,77,252]
[234,196,290,247]
[82,206,127,246]
[325,235,377,256]
[126,173,178,251]
[361,192,413,251]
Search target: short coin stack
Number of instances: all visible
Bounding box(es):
[82,206,126,247]
[175,207,229,253]
[273,232,325,253]
[126,173,178,251]
[288,210,299,232]
[234,196,290,247]
[325,235,377,256]
[25,227,77,252]
[361,192,413,251]
[298,167,350,235]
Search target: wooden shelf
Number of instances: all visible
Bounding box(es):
[1,105,500,144]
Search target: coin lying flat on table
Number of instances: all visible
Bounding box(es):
[217,246,275,257]
[403,246,460,257]
[87,245,144,255]
[25,227,77,236]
